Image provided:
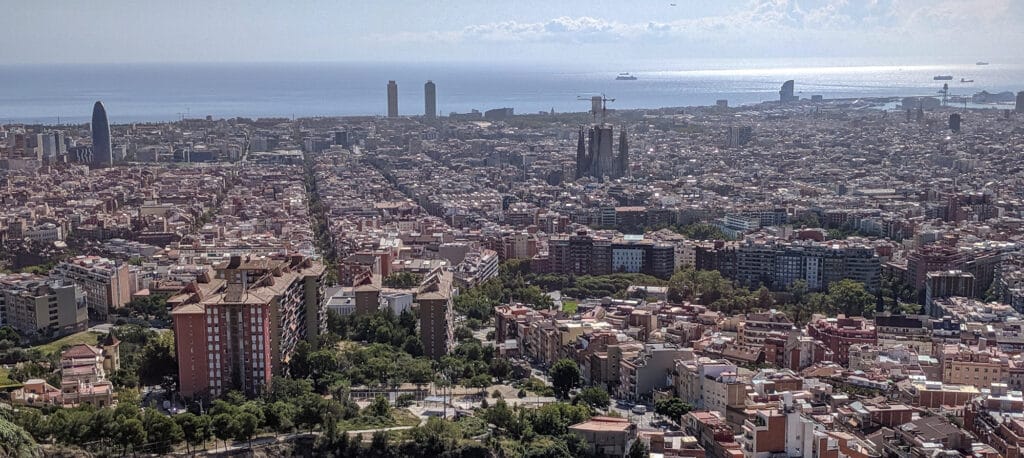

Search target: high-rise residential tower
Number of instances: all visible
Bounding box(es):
[387,80,398,117]
[91,101,112,167]
[424,80,436,118]
[172,255,325,399]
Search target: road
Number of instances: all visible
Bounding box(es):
[608,402,659,428]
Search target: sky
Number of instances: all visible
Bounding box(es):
[2,0,1021,65]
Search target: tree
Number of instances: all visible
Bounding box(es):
[211,413,236,450]
[482,399,516,430]
[402,335,424,356]
[233,412,260,448]
[295,394,326,434]
[574,386,611,410]
[265,376,313,403]
[0,416,39,458]
[143,408,183,454]
[755,286,773,309]
[14,408,48,442]
[307,348,340,392]
[464,373,492,389]
[454,326,474,341]
[627,438,648,458]
[264,401,297,434]
[654,398,693,423]
[383,272,422,288]
[401,417,460,457]
[826,279,875,317]
[137,330,177,385]
[788,280,809,305]
[0,326,21,346]
[549,359,581,399]
[114,417,146,455]
[369,431,391,458]
[489,357,513,381]
[677,223,729,241]
[367,395,392,419]
[175,412,211,453]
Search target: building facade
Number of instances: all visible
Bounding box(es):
[91,101,112,167]
[387,80,398,117]
[172,255,325,399]
[52,256,131,321]
[0,273,87,337]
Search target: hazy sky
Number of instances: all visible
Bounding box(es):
[3,0,1021,65]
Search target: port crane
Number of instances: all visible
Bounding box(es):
[577,93,615,123]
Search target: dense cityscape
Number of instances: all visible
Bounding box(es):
[1,69,1024,458]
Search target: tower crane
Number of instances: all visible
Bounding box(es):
[577,93,615,124]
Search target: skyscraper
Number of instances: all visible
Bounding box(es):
[91,101,112,167]
[424,80,436,118]
[780,80,797,104]
[387,80,398,117]
[1017,91,1024,113]
[949,113,962,133]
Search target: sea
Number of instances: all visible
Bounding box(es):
[0,58,1021,124]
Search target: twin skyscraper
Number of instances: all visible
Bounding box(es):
[387,80,436,118]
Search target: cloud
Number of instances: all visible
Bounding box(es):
[369,0,1023,59]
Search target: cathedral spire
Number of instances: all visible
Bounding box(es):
[618,126,629,178]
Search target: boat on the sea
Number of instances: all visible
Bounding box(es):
[976,61,989,66]
[933,75,953,80]
[961,78,974,83]
[615,73,638,81]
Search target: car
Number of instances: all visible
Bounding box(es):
[632,405,647,415]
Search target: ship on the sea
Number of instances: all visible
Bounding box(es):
[933,75,953,80]
[961,78,974,83]
[976,61,989,65]
[615,73,638,81]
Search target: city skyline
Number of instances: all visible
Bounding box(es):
[1,0,1022,65]
[4,2,1024,457]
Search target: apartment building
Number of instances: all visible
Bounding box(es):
[941,342,1013,388]
[548,230,675,279]
[738,393,819,458]
[417,271,455,361]
[172,254,325,399]
[52,255,131,320]
[0,273,87,337]
[703,239,879,292]
[618,343,689,400]
[806,316,877,367]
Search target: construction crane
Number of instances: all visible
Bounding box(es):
[577,93,615,124]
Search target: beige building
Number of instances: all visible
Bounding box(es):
[52,256,132,321]
[59,340,118,407]
[941,343,1012,388]
[0,273,87,337]
[569,416,637,457]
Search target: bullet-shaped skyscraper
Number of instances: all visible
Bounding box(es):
[91,101,112,167]
[387,80,398,118]
[424,80,436,118]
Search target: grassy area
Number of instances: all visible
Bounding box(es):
[31,330,103,356]
[341,409,422,431]
[561,300,578,313]
[0,367,15,386]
